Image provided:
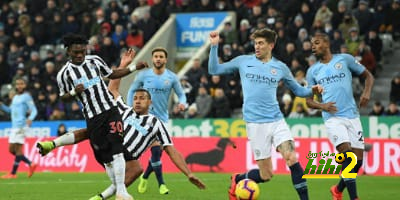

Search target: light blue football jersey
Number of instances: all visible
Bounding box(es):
[306,53,365,121]
[208,45,312,123]
[0,92,37,128]
[127,68,186,123]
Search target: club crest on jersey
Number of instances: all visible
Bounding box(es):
[334,63,343,70]
[270,68,277,75]
[164,80,170,85]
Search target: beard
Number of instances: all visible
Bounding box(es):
[153,62,164,69]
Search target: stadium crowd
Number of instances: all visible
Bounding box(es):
[0,0,400,122]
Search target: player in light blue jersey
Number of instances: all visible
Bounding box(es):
[209,28,322,200]
[0,78,38,179]
[306,33,374,200]
[127,47,187,195]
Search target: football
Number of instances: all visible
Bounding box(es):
[235,179,260,200]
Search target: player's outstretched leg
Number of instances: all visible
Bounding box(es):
[37,141,55,156]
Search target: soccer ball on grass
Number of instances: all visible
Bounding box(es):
[235,179,260,200]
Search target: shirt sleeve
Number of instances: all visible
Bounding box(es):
[56,68,72,96]
[25,94,37,120]
[127,72,144,106]
[282,64,313,97]
[305,66,317,87]
[93,55,113,77]
[344,54,366,76]
[155,120,173,147]
[115,96,131,114]
[208,45,240,75]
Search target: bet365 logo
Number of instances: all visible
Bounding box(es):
[302,151,358,179]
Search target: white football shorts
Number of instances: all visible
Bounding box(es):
[246,119,293,160]
[325,117,364,150]
[9,127,29,144]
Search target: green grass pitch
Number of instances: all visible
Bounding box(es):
[0,172,398,200]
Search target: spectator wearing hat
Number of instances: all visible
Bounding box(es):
[194,85,212,118]
[345,27,362,55]
[353,0,373,36]
[390,73,400,105]
[332,1,348,30]
[5,13,17,36]
[338,12,359,40]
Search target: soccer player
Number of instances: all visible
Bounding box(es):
[208,28,322,200]
[0,78,38,179]
[126,47,187,195]
[37,67,206,200]
[56,34,147,200]
[306,33,374,200]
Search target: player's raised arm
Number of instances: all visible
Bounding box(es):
[208,31,239,75]
[163,145,206,189]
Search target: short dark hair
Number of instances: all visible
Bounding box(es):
[312,32,330,43]
[135,88,152,99]
[250,28,277,44]
[151,47,168,58]
[62,34,88,48]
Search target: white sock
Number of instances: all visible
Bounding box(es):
[53,132,75,147]
[111,153,128,195]
[101,184,116,199]
[102,163,116,199]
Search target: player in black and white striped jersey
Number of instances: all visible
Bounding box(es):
[38,61,206,200]
[56,34,148,200]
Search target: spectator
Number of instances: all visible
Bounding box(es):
[11,64,27,85]
[111,24,128,47]
[221,21,237,45]
[225,77,242,110]
[150,0,168,25]
[35,91,48,120]
[4,13,17,36]
[314,1,333,26]
[57,124,67,136]
[331,30,345,53]
[0,54,11,85]
[90,8,106,36]
[42,61,58,86]
[353,0,373,36]
[97,37,119,66]
[170,103,184,119]
[369,101,385,116]
[288,15,306,41]
[385,102,400,116]
[43,0,59,20]
[185,58,206,91]
[10,29,25,49]
[211,88,231,118]
[390,73,400,105]
[209,75,225,97]
[31,13,48,45]
[18,14,31,37]
[125,25,143,49]
[45,90,64,120]
[195,86,212,118]
[0,23,11,47]
[7,42,22,68]
[237,19,252,47]
[21,36,39,61]
[332,1,348,30]
[364,29,383,63]
[138,11,158,44]
[66,102,83,120]
[299,2,315,30]
[80,12,93,39]
[49,12,63,44]
[338,12,359,40]
[185,104,198,119]
[382,0,400,39]
[49,107,66,120]
[345,27,362,55]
